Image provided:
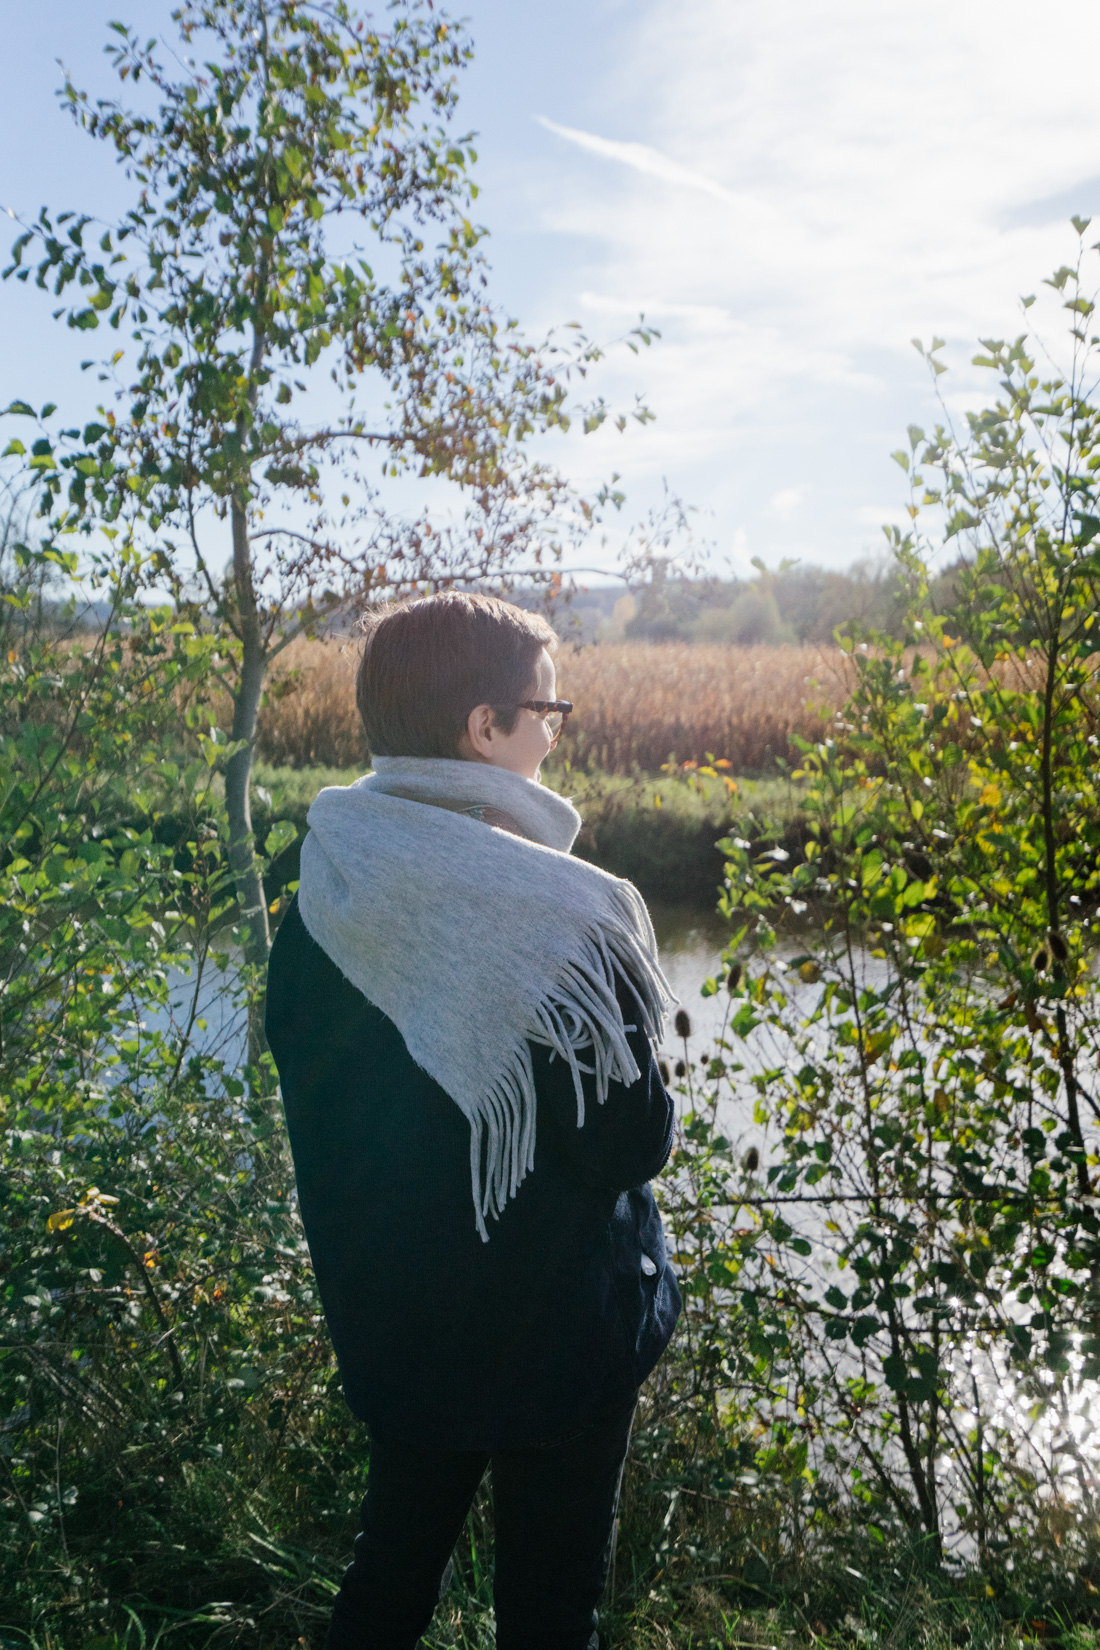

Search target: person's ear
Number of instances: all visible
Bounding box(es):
[463,702,497,761]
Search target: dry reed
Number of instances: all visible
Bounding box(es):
[253,637,853,773]
[255,636,366,768]
[555,643,853,773]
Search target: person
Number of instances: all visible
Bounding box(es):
[265,591,681,1650]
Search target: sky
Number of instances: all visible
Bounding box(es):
[5,0,1100,580]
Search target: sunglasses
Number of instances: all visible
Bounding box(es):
[514,699,573,737]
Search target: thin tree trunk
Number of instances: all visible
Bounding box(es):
[888,1310,941,1557]
[224,265,272,974]
[225,493,270,970]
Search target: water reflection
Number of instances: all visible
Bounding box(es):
[649,901,731,1049]
[152,945,247,1070]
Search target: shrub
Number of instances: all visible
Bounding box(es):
[657,238,1100,1584]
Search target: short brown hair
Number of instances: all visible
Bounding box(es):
[356,592,557,760]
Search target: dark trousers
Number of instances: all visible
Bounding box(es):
[324,1396,636,1650]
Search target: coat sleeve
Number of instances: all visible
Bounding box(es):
[529,968,675,1192]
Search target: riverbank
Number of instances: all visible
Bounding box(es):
[249,760,813,907]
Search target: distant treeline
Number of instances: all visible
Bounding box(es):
[557,559,964,646]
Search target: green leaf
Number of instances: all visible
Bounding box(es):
[882,1353,907,1390]
[730,1003,759,1038]
[264,819,298,860]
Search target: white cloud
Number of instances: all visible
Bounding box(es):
[856,506,911,529]
[519,0,1100,566]
[536,117,737,205]
[770,488,803,520]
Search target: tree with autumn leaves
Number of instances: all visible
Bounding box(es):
[4,0,652,964]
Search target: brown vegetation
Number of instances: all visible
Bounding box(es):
[254,636,365,768]
[554,642,853,773]
[253,637,853,773]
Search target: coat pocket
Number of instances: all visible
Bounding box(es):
[608,1186,675,1384]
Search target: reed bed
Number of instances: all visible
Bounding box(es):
[253,638,852,774]
[554,642,852,773]
[255,635,365,768]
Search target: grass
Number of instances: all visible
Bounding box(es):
[250,638,852,775]
[254,637,363,769]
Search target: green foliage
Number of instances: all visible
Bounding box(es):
[0,546,364,1640]
[692,585,796,646]
[4,0,652,963]
[659,232,1100,1577]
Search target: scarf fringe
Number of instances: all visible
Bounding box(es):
[300,764,675,1244]
[470,882,673,1241]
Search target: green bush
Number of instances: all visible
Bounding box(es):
[0,544,365,1642]
[655,235,1100,1595]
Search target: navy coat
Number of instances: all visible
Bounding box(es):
[265,895,681,1450]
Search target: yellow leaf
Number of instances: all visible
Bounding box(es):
[861,1029,894,1069]
[48,1210,76,1232]
[653,792,662,809]
[980,783,1001,808]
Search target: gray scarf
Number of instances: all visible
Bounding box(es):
[298,757,674,1239]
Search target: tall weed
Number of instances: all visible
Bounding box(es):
[555,643,852,774]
